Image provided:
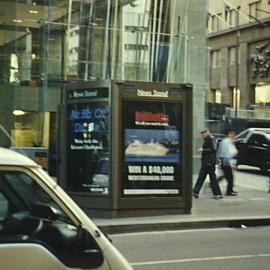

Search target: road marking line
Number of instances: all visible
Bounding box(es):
[249,198,268,201]
[111,228,233,237]
[131,253,270,266]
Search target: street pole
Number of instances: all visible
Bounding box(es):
[235,6,240,118]
[102,0,111,79]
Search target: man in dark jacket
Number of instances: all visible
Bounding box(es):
[193,128,223,199]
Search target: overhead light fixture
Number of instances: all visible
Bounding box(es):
[13,110,28,116]
[13,19,23,23]
[29,10,39,14]
[257,82,266,86]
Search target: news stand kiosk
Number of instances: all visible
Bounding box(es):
[59,80,193,218]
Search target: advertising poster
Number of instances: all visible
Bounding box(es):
[66,102,110,194]
[122,100,183,195]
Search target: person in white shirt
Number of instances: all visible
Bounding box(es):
[217,129,238,196]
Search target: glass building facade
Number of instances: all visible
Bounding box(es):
[0,0,208,174]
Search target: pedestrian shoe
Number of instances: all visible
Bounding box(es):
[226,192,238,196]
[217,176,224,182]
[193,192,199,199]
[213,195,223,200]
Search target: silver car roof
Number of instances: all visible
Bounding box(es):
[0,147,37,167]
[235,127,270,138]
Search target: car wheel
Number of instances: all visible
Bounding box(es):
[260,166,269,173]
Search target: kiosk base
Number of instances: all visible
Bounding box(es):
[83,207,191,219]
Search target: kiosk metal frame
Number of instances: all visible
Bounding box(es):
[59,80,193,217]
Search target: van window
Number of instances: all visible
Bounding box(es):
[0,191,8,221]
[0,171,102,268]
[0,171,72,224]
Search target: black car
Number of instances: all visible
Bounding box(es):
[235,128,270,171]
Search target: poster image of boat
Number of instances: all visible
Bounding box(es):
[125,129,180,163]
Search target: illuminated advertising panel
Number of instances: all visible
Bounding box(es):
[66,102,110,194]
[122,100,183,195]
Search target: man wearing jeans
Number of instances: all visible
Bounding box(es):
[217,129,238,196]
[193,128,223,199]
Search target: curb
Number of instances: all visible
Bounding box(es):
[98,217,270,234]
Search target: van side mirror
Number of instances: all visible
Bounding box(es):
[32,204,60,221]
[65,225,104,269]
[66,248,104,269]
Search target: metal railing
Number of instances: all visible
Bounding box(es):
[227,108,270,119]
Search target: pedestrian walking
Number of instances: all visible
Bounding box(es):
[217,129,238,196]
[193,128,223,199]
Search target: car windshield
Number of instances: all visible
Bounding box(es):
[236,130,249,139]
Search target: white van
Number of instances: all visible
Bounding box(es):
[0,147,133,270]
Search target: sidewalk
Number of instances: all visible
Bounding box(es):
[94,170,270,234]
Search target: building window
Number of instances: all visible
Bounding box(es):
[249,1,262,20]
[255,84,270,105]
[229,47,236,65]
[211,13,222,32]
[211,50,221,68]
[233,88,240,110]
[229,46,240,65]
[9,54,20,84]
[228,9,238,27]
[213,89,222,104]
[224,5,230,21]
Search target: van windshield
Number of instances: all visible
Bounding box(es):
[0,170,103,269]
[0,171,73,225]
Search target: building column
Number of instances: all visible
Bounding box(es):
[238,43,249,109]
[220,47,230,104]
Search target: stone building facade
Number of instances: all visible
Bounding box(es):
[208,0,270,118]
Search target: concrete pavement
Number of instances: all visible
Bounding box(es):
[94,167,270,234]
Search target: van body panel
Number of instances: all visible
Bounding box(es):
[0,147,133,270]
[0,244,72,270]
